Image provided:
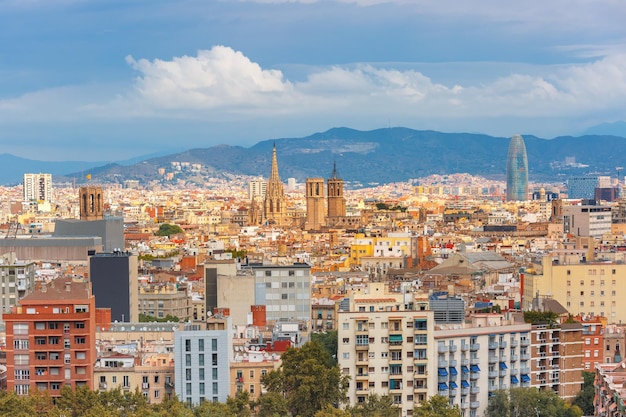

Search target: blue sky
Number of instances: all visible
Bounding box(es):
[0,0,625,161]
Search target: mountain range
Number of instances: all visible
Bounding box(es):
[4,127,626,186]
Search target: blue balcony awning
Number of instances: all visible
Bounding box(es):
[470,365,481,372]
[461,380,470,388]
[521,374,531,383]
[511,375,519,384]
[438,368,449,376]
[450,381,458,389]
[389,334,403,342]
[449,367,458,375]
[461,365,470,374]
[438,382,448,390]
[499,362,508,370]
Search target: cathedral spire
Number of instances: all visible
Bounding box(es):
[331,160,338,179]
[270,142,280,183]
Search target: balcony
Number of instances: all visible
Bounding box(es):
[488,385,497,392]
[488,356,498,364]
[99,382,107,390]
[510,369,518,376]
[470,386,480,395]
[488,342,498,350]
[500,355,508,362]
[450,389,458,397]
[355,373,369,380]
[500,370,508,377]
[449,359,458,367]
[461,387,469,396]
[488,371,498,378]
[520,367,531,375]
[520,339,530,347]
[355,343,369,351]
[461,344,469,352]
[460,402,469,409]
[499,341,507,349]
[438,360,449,368]
[511,354,519,362]
[470,357,480,366]
[510,340,518,348]
[499,384,507,390]
[438,345,449,354]
[461,358,469,366]
[449,345,458,353]
[470,402,480,409]
[236,377,244,383]
[165,382,175,389]
[470,373,480,380]
[142,383,150,390]
[520,354,531,361]
[470,343,480,351]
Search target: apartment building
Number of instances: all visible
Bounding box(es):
[433,315,532,417]
[174,326,232,405]
[0,253,35,326]
[230,353,281,401]
[337,284,435,417]
[574,315,606,371]
[594,360,626,416]
[3,276,97,396]
[530,322,583,400]
[139,283,192,321]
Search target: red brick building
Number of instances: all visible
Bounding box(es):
[3,276,97,396]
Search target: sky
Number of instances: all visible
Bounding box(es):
[0,0,625,161]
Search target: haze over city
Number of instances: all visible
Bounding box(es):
[1,0,625,161]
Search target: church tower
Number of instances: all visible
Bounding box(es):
[79,186,104,221]
[305,178,325,230]
[327,161,346,219]
[263,144,287,226]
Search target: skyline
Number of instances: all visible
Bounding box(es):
[1,0,625,161]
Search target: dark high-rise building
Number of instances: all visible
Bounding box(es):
[89,252,138,322]
[506,134,529,201]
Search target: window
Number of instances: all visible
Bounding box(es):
[64,353,71,364]
[580,280,584,286]
[591,280,595,286]
[199,339,204,351]
[13,323,28,335]
[213,382,219,395]
[186,354,191,366]
[212,339,218,351]
[343,323,349,330]
[199,368,205,380]
[154,390,160,399]
[567,280,571,286]
[14,354,29,365]
[75,351,86,360]
[199,354,204,366]
[35,322,45,330]
[75,322,85,329]
[343,338,350,344]
[186,383,192,395]
[185,339,191,352]
[14,339,29,350]
[212,368,218,380]
[186,369,192,381]
[249,370,255,378]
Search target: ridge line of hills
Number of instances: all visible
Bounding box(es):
[3,127,626,186]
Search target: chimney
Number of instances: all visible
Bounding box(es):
[65,281,71,292]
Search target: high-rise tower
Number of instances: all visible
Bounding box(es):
[263,144,287,226]
[506,135,529,201]
[327,161,346,218]
[23,173,52,202]
[305,178,325,230]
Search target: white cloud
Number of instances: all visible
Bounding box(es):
[122,47,626,123]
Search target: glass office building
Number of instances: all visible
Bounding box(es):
[506,135,529,201]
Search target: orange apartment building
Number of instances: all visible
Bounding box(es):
[3,276,97,396]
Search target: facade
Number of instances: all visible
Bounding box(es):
[139,283,192,322]
[505,135,529,201]
[174,328,232,405]
[250,263,311,324]
[576,315,606,371]
[0,253,35,327]
[530,255,626,320]
[230,355,281,401]
[567,175,610,199]
[433,315,532,417]
[305,178,325,230]
[3,276,97,396]
[594,360,626,417]
[23,173,52,202]
[248,180,267,200]
[89,251,139,322]
[338,304,435,417]
[562,203,612,238]
[263,144,287,226]
[530,322,583,400]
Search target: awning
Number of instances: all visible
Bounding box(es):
[610,403,617,411]
[450,381,458,389]
[389,334,403,342]
[461,365,470,374]
[499,362,508,370]
[438,368,449,376]
[470,365,481,372]
[511,375,519,384]
[521,374,531,382]
[449,367,458,375]
[461,380,470,388]
[438,382,448,390]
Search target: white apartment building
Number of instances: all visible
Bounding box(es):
[23,173,52,202]
[433,315,532,417]
[174,327,232,405]
[248,180,267,200]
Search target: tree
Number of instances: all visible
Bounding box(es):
[311,331,338,366]
[262,341,349,417]
[155,223,184,237]
[413,395,461,417]
[572,371,594,416]
[523,311,559,325]
[255,392,289,417]
[485,388,583,417]
[347,394,399,417]
[225,391,253,417]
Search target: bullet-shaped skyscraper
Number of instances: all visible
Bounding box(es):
[506,134,529,201]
